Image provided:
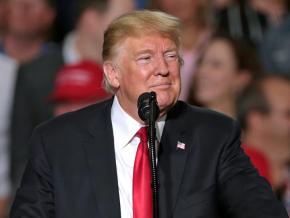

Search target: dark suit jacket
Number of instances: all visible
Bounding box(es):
[10,99,288,218]
[10,49,64,189]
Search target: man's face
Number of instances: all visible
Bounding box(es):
[262,78,290,142]
[105,33,181,121]
[7,0,54,36]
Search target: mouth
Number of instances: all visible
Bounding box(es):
[150,82,172,90]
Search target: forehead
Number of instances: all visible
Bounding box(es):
[263,79,290,106]
[202,40,235,65]
[207,39,233,55]
[121,34,177,53]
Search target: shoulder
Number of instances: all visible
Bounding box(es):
[34,98,113,139]
[171,101,239,131]
[25,99,113,166]
[168,101,241,146]
[18,48,64,81]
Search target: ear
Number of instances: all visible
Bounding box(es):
[103,61,120,89]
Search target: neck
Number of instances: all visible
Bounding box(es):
[206,98,236,118]
[115,94,144,124]
[3,32,44,63]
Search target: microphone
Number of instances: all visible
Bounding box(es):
[137,91,160,218]
[137,92,160,123]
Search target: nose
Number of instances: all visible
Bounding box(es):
[155,56,169,76]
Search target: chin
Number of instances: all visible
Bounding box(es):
[196,92,216,102]
[157,94,177,112]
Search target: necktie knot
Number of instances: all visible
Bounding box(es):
[136,127,147,144]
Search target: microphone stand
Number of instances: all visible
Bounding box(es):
[137,92,160,218]
[148,93,159,218]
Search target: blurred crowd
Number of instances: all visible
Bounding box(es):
[0,0,289,217]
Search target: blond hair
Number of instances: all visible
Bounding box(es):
[102,10,182,93]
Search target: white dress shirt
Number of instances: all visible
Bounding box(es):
[111,96,165,218]
[0,54,18,197]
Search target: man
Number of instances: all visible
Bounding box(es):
[237,75,290,196]
[10,10,287,217]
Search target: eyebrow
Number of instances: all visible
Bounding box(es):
[164,48,178,53]
[134,49,154,56]
[134,47,178,56]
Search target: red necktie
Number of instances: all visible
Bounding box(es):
[133,127,153,218]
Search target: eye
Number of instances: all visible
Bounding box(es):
[202,58,223,69]
[137,55,152,64]
[209,59,223,68]
[164,51,178,61]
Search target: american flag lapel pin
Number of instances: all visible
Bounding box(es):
[176,141,186,150]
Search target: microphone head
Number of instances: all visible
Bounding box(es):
[137,92,159,123]
[138,92,151,122]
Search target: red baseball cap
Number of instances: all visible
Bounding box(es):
[50,61,110,103]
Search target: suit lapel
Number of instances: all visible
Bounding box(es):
[158,102,191,217]
[82,100,121,218]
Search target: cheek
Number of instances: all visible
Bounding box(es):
[120,71,149,97]
[168,62,181,79]
[195,75,232,102]
[272,115,290,129]
[214,69,237,90]
[197,71,224,90]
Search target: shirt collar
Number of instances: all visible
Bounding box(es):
[111,96,166,150]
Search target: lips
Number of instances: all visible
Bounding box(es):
[150,82,172,89]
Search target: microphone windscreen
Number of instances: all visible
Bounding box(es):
[137,92,151,122]
[137,92,159,123]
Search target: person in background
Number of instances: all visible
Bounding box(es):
[250,0,289,26]
[253,0,290,75]
[151,0,213,101]
[0,53,17,218]
[10,10,287,218]
[0,0,7,39]
[50,61,111,116]
[188,34,262,118]
[188,33,271,185]
[62,0,134,65]
[237,74,290,197]
[0,0,56,216]
[53,0,143,43]
[0,0,56,64]
[214,0,268,46]
[9,0,133,198]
